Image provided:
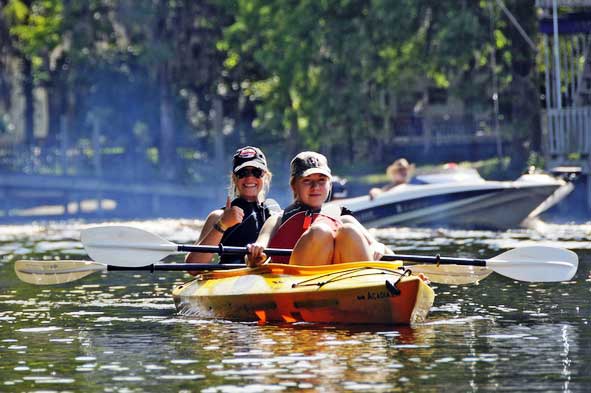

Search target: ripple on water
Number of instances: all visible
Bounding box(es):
[76,364,97,372]
[49,338,74,343]
[22,376,76,384]
[342,381,395,391]
[35,240,84,252]
[16,326,62,333]
[75,356,96,362]
[159,374,205,380]
[112,376,146,382]
[202,384,286,393]
[374,222,591,251]
[170,359,198,365]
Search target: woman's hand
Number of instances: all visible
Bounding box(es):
[246,243,268,267]
[370,241,391,261]
[219,197,244,228]
[368,188,381,200]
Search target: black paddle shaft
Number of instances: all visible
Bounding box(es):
[177,244,293,256]
[176,245,488,267]
[107,264,244,272]
[382,253,488,266]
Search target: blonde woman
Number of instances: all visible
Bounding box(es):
[246,151,390,266]
[369,158,415,199]
[185,146,273,268]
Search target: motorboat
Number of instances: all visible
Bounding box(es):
[329,166,576,230]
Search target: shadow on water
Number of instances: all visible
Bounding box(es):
[1,218,591,391]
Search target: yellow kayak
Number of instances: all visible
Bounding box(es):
[172,261,434,325]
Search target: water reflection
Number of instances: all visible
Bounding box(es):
[1,219,590,391]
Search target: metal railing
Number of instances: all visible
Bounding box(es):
[536,0,591,8]
[545,107,591,156]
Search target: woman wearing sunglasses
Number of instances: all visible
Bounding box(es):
[245,151,391,267]
[185,146,273,269]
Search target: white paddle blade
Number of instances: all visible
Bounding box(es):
[81,225,177,266]
[15,260,106,285]
[407,264,493,285]
[488,246,578,282]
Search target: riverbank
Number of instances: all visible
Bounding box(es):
[2,156,588,224]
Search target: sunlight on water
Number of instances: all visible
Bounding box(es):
[0,218,590,391]
[372,219,591,254]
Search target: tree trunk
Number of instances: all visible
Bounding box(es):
[159,68,175,179]
[504,0,540,170]
[212,95,224,162]
[22,57,35,146]
[212,95,225,201]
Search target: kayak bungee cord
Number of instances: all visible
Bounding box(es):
[291,266,407,289]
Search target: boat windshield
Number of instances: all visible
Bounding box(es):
[411,167,485,185]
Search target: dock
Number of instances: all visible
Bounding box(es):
[0,172,221,222]
[539,0,591,210]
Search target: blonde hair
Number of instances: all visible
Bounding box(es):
[386,158,415,178]
[229,170,273,203]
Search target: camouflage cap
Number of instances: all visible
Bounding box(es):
[290,151,332,178]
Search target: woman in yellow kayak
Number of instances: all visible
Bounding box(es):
[186,146,273,269]
[246,151,391,266]
[368,158,415,199]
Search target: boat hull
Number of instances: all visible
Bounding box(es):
[332,174,571,230]
[172,262,434,325]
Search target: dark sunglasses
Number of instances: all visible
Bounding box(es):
[236,167,264,179]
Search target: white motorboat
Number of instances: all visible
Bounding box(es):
[329,167,575,230]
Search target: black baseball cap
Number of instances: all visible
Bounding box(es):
[290,151,332,178]
[232,146,268,172]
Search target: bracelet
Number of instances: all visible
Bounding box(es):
[213,221,226,233]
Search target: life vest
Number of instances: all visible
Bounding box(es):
[219,198,271,264]
[267,202,343,264]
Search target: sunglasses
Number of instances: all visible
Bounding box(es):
[235,167,265,179]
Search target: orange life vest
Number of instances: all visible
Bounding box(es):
[268,207,342,264]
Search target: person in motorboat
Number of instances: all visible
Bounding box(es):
[368,158,415,199]
[185,146,273,271]
[245,151,392,267]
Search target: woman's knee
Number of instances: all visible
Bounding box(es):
[336,223,364,242]
[291,223,335,265]
[333,223,371,263]
[303,223,335,241]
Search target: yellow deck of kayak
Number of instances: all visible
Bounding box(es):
[172,261,434,325]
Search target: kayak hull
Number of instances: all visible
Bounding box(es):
[172,262,434,325]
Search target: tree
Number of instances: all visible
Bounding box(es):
[2,0,64,145]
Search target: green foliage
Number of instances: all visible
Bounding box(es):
[0,0,543,179]
[219,0,537,164]
[3,0,63,80]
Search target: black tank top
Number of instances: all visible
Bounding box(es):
[219,198,271,264]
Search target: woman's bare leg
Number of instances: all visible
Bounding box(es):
[289,223,335,265]
[333,223,372,264]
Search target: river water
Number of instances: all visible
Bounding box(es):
[1,218,590,392]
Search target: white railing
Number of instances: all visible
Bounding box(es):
[536,0,591,7]
[545,107,591,156]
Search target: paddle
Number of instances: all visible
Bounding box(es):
[14,258,491,286]
[81,225,578,283]
[14,260,244,286]
[81,225,488,284]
